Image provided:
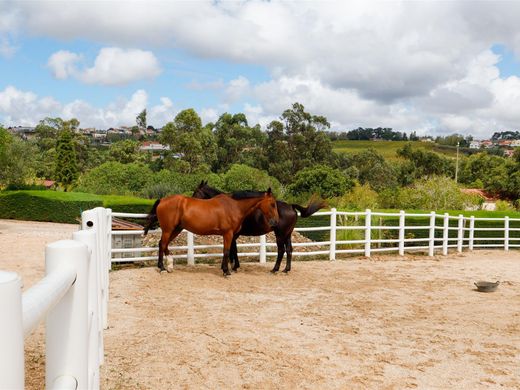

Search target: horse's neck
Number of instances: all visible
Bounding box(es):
[235,197,264,215]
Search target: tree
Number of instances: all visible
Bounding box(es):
[265,102,333,182]
[54,124,78,190]
[0,126,35,186]
[159,109,216,173]
[397,143,454,179]
[222,164,281,195]
[136,109,147,129]
[108,139,146,164]
[287,165,352,199]
[352,148,398,191]
[211,113,267,172]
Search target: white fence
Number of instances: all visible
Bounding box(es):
[0,215,108,390]
[105,208,520,264]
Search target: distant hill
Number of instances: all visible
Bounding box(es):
[332,140,460,160]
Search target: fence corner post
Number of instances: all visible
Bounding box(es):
[365,209,372,258]
[45,240,89,390]
[187,232,195,265]
[428,211,436,257]
[259,235,267,263]
[0,271,24,390]
[504,216,510,251]
[457,214,464,253]
[329,208,337,261]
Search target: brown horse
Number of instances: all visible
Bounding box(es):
[192,181,327,273]
[143,189,279,276]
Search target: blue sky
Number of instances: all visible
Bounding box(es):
[1,1,520,138]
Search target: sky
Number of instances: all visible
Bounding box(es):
[1,1,520,138]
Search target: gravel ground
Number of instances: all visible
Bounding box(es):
[1,219,519,390]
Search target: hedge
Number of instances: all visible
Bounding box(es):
[0,191,103,223]
[0,191,155,224]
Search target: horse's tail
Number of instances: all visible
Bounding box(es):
[143,199,161,235]
[291,196,328,218]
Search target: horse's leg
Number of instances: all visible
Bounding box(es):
[164,226,183,272]
[158,231,171,272]
[159,226,182,273]
[282,236,293,273]
[221,232,233,276]
[231,236,240,272]
[271,234,286,273]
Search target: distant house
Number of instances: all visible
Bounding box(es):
[469,140,481,149]
[8,126,36,140]
[511,140,520,147]
[139,141,170,152]
[480,140,494,148]
[498,140,512,147]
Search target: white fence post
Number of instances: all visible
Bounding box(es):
[82,208,110,330]
[365,209,371,258]
[504,216,509,251]
[428,211,436,257]
[329,208,337,261]
[45,240,89,389]
[442,213,449,256]
[469,216,475,251]
[187,232,195,265]
[73,229,101,389]
[457,214,464,253]
[259,235,267,263]
[398,210,405,256]
[0,271,24,389]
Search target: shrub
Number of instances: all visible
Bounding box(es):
[287,165,351,199]
[222,164,282,195]
[335,183,379,210]
[75,162,153,195]
[143,170,224,198]
[397,176,481,210]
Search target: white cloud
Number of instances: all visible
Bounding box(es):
[47,47,161,85]
[47,50,82,79]
[4,2,520,135]
[0,87,174,129]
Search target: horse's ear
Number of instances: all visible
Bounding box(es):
[267,187,272,195]
[199,180,204,187]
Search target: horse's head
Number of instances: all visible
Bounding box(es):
[192,180,223,199]
[257,188,279,228]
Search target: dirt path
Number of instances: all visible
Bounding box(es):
[1,220,519,389]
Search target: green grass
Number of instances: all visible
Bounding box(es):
[332,140,459,160]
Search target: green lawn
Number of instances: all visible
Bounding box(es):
[332,140,459,160]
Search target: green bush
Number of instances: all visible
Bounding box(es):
[0,190,103,223]
[143,170,223,198]
[222,164,282,195]
[334,183,379,210]
[75,162,153,195]
[288,164,351,199]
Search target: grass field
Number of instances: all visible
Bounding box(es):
[332,140,459,160]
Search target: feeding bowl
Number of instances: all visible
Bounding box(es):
[474,281,500,293]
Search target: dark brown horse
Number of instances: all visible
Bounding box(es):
[143,190,279,276]
[192,181,327,273]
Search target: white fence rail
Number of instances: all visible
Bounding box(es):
[0,221,107,390]
[103,208,520,265]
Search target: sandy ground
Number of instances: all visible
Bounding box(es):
[1,219,519,390]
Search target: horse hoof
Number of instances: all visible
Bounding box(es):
[270,269,278,274]
[159,268,167,274]
[282,269,290,273]
[166,267,173,273]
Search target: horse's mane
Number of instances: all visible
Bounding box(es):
[230,190,267,200]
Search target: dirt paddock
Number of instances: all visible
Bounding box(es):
[1,219,519,389]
